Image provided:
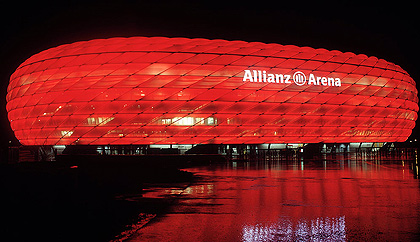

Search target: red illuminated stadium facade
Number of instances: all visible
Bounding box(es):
[6,37,419,147]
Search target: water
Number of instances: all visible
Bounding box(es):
[125,154,420,241]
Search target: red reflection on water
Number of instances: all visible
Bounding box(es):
[129,160,420,241]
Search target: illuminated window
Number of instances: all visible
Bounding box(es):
[207,117,214,125]
[60,130,73,137]
[173,117,195,125]
[87,117,114,125]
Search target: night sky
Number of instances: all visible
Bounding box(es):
[0,0,418,148]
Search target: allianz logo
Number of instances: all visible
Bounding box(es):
[242,70,342,87]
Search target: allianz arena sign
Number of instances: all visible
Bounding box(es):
[243,70,342,87]
[6,37,419,145]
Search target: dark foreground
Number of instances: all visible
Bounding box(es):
[0,155,221,241]
[1,153,420,241]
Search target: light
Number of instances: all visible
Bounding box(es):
[173,117,195,126]
[86,117,114,125]
[242,216,346,242]
[61,131,74,137]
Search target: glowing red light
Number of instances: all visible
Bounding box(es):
[6,37,419,145]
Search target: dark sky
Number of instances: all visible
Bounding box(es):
[0,0,418,147]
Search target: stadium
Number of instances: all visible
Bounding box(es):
[6,37,419,155]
